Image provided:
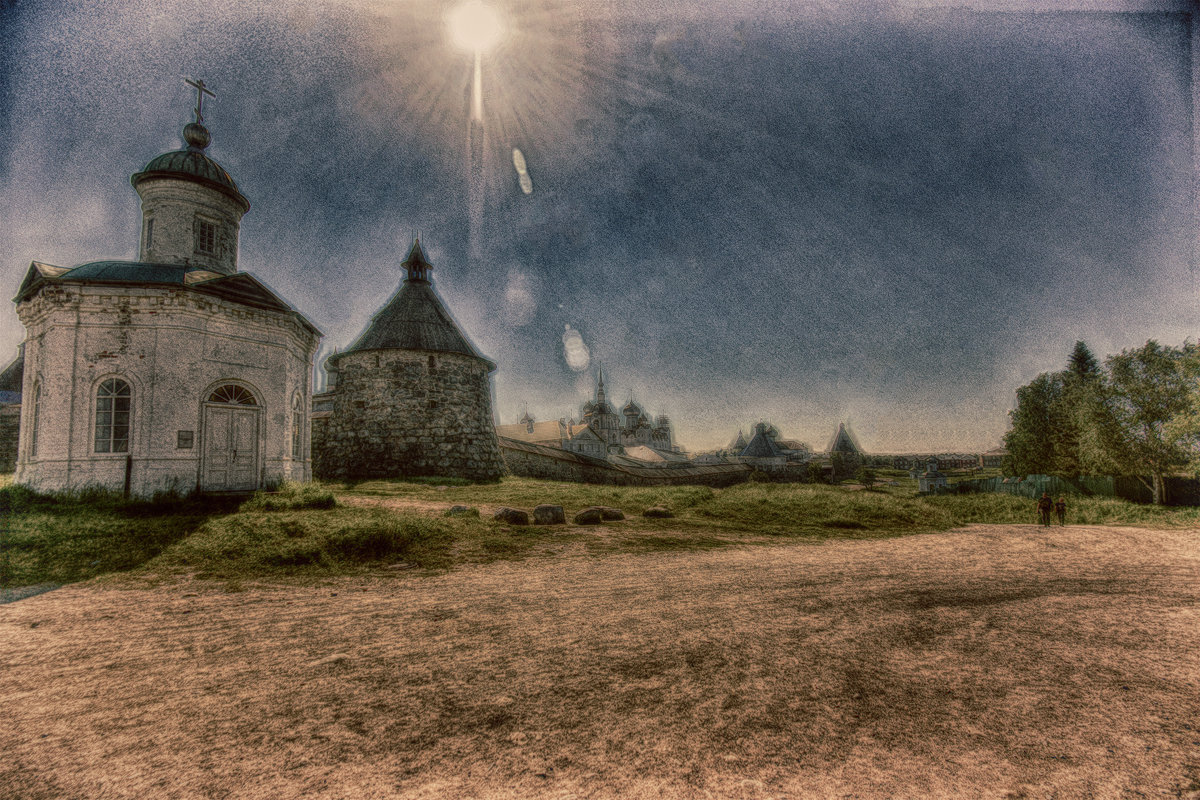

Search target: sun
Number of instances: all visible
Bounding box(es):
[447,1,504,54]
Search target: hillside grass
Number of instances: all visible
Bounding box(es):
[4,475,1200,590]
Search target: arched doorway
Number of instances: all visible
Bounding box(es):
[201,383,260,491]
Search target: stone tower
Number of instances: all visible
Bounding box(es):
[316,239,505,481]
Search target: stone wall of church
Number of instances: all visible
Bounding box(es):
[136,179,245,275]
[13,284,316,497]
[314,349,505,482]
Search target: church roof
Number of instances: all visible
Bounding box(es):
[741,423,783,458]
[0,347,23,401]
[337,270,494,370]
[131,123,249,212]
[13,260,319,335]
[827,422,863,455]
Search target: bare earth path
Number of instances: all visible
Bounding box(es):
[2,524,1199,799]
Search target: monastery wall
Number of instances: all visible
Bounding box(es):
[500,437,751,487]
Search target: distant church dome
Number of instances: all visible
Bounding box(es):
[131,121,249,212]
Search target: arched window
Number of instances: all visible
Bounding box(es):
[95,378,131,453]
[207,384,258,406]
[291,393,303,460]
[28,380,40,457]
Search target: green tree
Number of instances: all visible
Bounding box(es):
[855,466,877,487]
[1052,341,1103,478]
[1002,372,1065,476]
[806,460,826,484]
[1086,341,1200,504]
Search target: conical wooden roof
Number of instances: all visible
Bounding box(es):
[338,241,493,369]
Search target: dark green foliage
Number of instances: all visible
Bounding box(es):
[1067,340,1100,381]
[1003,339,1200,502]
[855,467,877,488]
[1003,371,1065,477]
[1091,341,1200,504]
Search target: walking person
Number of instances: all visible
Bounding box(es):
[1036,492,1053,527]
[1055,496,1066,526]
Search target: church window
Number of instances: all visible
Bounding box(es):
[145,218,154,250]
[291,393,303,459]
[208,384,258,405]
[94,378,131,454]
[28,381,40,457]
[195,218,217,255]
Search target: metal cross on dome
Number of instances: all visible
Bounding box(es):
[184,77,216,123]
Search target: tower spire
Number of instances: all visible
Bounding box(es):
[402,236,432,282]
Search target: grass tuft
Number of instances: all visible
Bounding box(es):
[240,482,337,512]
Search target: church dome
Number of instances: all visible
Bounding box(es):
[622,399,641,415]
[131,122,249,211]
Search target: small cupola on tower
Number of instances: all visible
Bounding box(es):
[403,238,433,282]
[130,78,249,275]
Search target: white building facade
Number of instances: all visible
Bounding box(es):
[12,109,319,497]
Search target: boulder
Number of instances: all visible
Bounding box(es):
[533,504,566,525]
[598,506,625,521]
[493,507,530,525]
[642,506,674,519]
[573,507,604,525]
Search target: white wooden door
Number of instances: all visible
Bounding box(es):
[202,405,259,491]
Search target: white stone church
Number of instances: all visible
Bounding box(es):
[10,96,320,496]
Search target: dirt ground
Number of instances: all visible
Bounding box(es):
[2,523,1199,800]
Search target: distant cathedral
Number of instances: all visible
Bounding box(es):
[497,366,679,459]
[575,367,675,453]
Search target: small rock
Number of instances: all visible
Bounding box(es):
[574,507,604,525]
[533,504,566,525]
[494,507,530,525]
[598,506,625,521]
[309,653,350,667]
[386,562,415,570]
[446,504,475,516]
[642,506,674,519]
[436,485,449,491]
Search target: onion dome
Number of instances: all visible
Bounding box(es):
[622,397,641,415]
[131,121,249,212]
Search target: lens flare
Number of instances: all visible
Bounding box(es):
[447,1,504,54]
[562,324,590,372]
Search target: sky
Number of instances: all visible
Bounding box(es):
[0,0,1194,453]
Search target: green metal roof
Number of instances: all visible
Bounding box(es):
[131,149,249,211]
[60,261,198,283]
[12,260,320,336]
